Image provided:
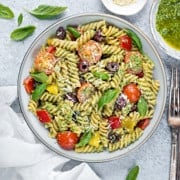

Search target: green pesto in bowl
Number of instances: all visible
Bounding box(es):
[156,0,180,50]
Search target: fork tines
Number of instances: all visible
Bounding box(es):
[168,67,180,127]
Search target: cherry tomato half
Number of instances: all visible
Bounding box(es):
[57,131,79,150]
[78,40,102,65]
[77,83,94,103]
[108,116,121,129]
[23,76,35,94]
[137,118,150,130]
[123,83,141,103]
[124,51,141,63]
[119,35,132,51]
[34,49,57,75]
[36,109,51,123]
[124,51,144,76]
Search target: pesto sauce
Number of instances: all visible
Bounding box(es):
[156,0,180,50]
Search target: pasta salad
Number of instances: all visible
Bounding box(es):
[23,20,160,153]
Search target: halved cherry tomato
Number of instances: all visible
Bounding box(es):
[57,131,79,150]
[34,49,57,75]
[23,76,35,94]
[137,118,150,130]
[123,83,141,103]
[77,83,94,103]
[108,116,121,129]
[119,35,132,51]
[78,40,102,65]
[46,45,56,54]
[36,109,51,123]
[124,51,143,76]
[124,51,142,63]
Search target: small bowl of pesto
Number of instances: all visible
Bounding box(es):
[150,0,180,59]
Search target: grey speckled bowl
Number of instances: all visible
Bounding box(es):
[18,13,167,162]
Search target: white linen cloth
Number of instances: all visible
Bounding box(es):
[0,86,101,180]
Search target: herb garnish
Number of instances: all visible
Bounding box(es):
[28,5,67,19]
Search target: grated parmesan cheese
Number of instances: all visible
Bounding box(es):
[112,0,136,6]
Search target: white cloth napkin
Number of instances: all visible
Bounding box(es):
[0,86,101,180]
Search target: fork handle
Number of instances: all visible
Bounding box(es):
[170,143,177,180]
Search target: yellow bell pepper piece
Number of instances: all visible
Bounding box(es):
[89,132,100,147]
[46,84,58,95]
[122,117,136,132]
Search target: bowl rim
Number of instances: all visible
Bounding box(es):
[17,12,167,162]
[101,0,148,16]
[149,0,180,59]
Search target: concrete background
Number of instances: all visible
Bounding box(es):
[0,0,178,179]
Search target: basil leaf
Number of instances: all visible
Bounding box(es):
[32,83,47,101]
[0,4,14,19]
[126,165,140,180]
[126,29,142,52]
[29,5,67,19]
[137,97,148,116]
[30,72,48,83]
[77,130,92,147]
[10,25,36,41]
[98,89,119,110]
[67,26,81,38]
[93,71,109,80]
[18,13,23,26]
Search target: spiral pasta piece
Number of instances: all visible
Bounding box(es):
[41,102,60,115]
[77,30,96,47]
[50,38,77,51]
[105,37,119,46]
[28,99,38,114]
[79,20,106,31]
[90,111,101,130]
[45,120,59,138]
[55,115,69,132]
[99,119,109,148]
[102,25,124,37]
[101,44,123,55]
[40,92,62,103]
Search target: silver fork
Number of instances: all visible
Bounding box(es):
[168,67,180,180]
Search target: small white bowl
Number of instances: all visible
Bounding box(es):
[101,0,147,16]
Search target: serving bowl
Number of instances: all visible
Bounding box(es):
[150,0,180,59]
[101,0,147,16]
[18,13,167,162]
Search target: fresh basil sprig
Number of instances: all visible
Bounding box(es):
[17,13,23,26]
[126,165,140,180]
[0,4,14,19]
[137,97,148,116]
[98,89,119,110]
[10,25,36,41]
[77,130,92,147]
[32,83,47,101]
[28,5,67,19]
[30,72,48,83]
[93,71,109,81]
[126,29,142,52]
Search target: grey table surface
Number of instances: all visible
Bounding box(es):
[0,0,179,179]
